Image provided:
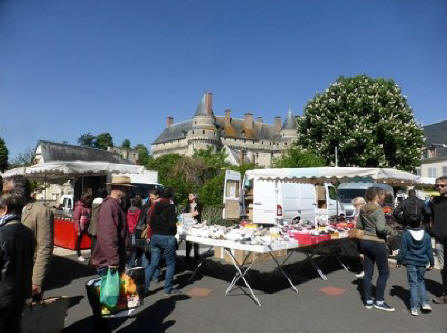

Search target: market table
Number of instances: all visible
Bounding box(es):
[185,235,300,306]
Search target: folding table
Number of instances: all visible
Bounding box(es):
[185,235,300,306]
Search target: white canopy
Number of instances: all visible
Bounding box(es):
[1,161,147,180]
[245,167,420,185]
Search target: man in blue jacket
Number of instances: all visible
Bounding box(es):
[429,176,447,304]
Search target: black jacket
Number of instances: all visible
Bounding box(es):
[0,218,36,307]
[183,201,202,223]
[429,194,447,241]
[150,199,177,236]
[393,196,431,225]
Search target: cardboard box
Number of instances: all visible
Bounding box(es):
[216,248,287,265]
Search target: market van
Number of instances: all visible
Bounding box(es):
[223,169,343,224]
[337,182,394,217]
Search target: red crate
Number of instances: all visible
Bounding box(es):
[54,217,91,250]
[293,233,320,246]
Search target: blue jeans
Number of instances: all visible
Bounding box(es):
[142,251,160,284]
[145,234,177,293]
[406,265,429,310]
[360,240,389,303]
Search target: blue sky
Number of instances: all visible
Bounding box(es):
[0,0,446,160]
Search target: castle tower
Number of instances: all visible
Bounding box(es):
[186,92,220,155]
[281,107,298,142]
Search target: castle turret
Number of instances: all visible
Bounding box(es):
[186,92,220,155]
[281,107,298,142]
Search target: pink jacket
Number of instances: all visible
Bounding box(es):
[73,201,91,233]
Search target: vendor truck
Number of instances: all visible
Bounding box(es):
[223,169,343,225]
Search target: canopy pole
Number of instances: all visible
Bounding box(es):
[335,147,338,167]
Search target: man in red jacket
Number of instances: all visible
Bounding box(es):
[91,176,132,275]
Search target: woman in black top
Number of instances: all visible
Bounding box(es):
[184,193,202,262]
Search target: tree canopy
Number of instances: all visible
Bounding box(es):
[273,146,326,168]
[297,75,425,170]
[77,132,114,150]
[95,133,113,150]
[121,139,131,149]
[78,133,96,148]
[0,137,8,172]
[134,144,150,165]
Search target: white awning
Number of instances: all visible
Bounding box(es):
[1,161,146,180]
[245,167,420,185]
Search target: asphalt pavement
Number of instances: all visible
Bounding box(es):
[44,247,447,333]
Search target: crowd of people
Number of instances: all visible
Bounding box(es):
[351,176,447,315]
[0,173,446,330]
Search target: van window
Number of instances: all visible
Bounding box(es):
[328,186,337,200]
[225,180,240,198]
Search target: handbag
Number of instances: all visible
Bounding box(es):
[79,208,91,231]
[348,228,365,239]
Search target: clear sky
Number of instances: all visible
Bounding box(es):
[0,0,446,160]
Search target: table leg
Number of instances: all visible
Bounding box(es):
[186,245,214,283]
[224,248,261,306]
[305,252,328,280]
[264,251,294,285]
[268,252,299,294]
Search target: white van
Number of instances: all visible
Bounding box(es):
[223,169,343,225]
[337,182,394,217]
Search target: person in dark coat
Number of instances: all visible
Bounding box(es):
[184,193,202,262]
[0,192,36,333]
[429,176,447,304]
[88,188,108,255]
[145,187,181,296]
[73,193,92,262]
[91,176,131,275]
[393,189,431,227]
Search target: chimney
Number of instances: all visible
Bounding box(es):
[274,116,282,132]
[244,113,253,131]
[166,116,174,128]
[256,117,263,124]
[205,92,213,116]
[225,109,231,126]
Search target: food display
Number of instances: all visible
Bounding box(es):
[177,214,355,248]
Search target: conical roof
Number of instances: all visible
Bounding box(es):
[282,107,297,130]
[194,92,214,117]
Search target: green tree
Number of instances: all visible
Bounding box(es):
[0,137,8,172]
[95,133,113,150]
[9,147,35,168]
[77,133,96,147]
[134,144,150,165]
[297,75,425,170]
[121,139,131,149]
[273,146,326,168]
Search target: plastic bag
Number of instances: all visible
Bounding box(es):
[100,268,120,308]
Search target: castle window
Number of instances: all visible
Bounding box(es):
[202,130,205,134]
[285,142,288,146]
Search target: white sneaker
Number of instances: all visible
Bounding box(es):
[355,271,365,278]
[411,309,419,316]
[421,304,432,312]
[78,256,86,262]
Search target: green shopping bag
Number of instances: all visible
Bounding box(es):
[100,268,120,308]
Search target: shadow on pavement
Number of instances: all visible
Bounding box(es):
[425,278,443,297]
[46,255,96,291]
[117,295,190,333]
[63,315,127,333]
[178,253,361,294]
[390,285,411,309]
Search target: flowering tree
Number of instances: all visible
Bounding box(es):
[297,75,425,170]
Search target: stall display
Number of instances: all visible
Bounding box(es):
[54,215,91,250]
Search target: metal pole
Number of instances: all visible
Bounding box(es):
[335,146,338,167]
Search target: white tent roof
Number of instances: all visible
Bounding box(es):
[1,161,146,180]
[245,167,420,185]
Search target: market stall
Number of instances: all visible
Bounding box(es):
[2,160,149,250]
[180,167,424,305]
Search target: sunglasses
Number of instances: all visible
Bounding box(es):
[435,184,446,188]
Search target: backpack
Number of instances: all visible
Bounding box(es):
[402,197,423,222]
[126,207,141,234]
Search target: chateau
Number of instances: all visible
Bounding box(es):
[151,92,298,167]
